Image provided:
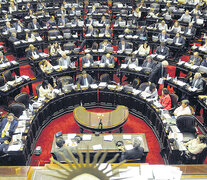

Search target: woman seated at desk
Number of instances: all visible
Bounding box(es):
[183,135,207,160]
[114,17,126,27]
[135,42,150,56]
[125,55,139,66]
[144,83,158,100]
[169,21,181,34]
[191,5,202,15]
[25,32,37,42]
[50,42,62,56]
[146,8,158,19]
[39,59,53,74]
[157,20,168,31]
[179,10,192,23]
[159,88,171,110]
[9,2,18,14]
[47,16,56,27]
[133,7,141,18]
[174,99,192,117]
[0,51,9,65]
[39,80,54,99]
[26,44,40,59]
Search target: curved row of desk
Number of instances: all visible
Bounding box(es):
[5,86,207,166]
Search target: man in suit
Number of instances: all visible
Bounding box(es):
[158,30,168,42]
[119,138,144,162]
[99,40,112,51]
[101,53,115,65]
[201,56,207,67]
[149,60,168,86]
[188,52,202,65]
[190,72,205,92]
[53,136,77,162]
[28,18,41,30]
[2,22,12,33]
[0,113,18,153]
[155,42,169,57]
[100,16,110,25]
[58,15,68,26]
[142,55,155,69]
[59,53,71,68]
[56,6,67,16]
[100,25,112,36]
[13,20,24,32]
[0,52,9,65]
[8,32,19,43]
[173,33,185,45]
[184,23,196,36]
[82,54,94,66]
[77,71,94,86]
[118,39,130,51]
[26,44,40,58]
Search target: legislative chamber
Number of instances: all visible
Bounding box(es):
[0,0,207,179]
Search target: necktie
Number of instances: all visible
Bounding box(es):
[1,122,10,138]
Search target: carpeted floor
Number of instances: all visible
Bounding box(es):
[30,108,164,166]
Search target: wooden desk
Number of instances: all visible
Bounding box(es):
[73,105,129,132]
[50,133,149,163]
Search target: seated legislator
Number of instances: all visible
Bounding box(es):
[99,40,112,51]
[183,135,207,157]
[39,80,54,99]
[123,28,133,36]
[135,42,150,56]
[118,39,130,52]
[133,7,141,18]
[157,20,168,31]
[56,6,67,16]
[149,60,168,85]
[119,138,144,162]
[88,5,97,14]
[191,5,202,15]
[50,42,62,56]
[190,72,205,92]
[100,16,110,25]
[25,32,36,42]
[28,18,41,30]
[39,60,53,74]
[144,83,158,100]
[86,25,98,36]
[159,88,172,110]
[155,42,169,57]
[146,8,158,19]
[100,24,112,37]
[125,55,139,66]
[173,33,185,46]
[58,15,68,26]
[26,44,40,59]
[53,136,77,162]
[22,2,33,11]
[77,71,95,86]
[174,100,192,117]
[142,55,156,69]
[101,53,115,66]
[201,56,207,67]
[58,53,71,68]
[82,54,94,66]
[13,20,24,32]
[158,30,168,42]
[135,27,147,41]
[9,2,18,14]
[47,16,56,26]
[0,113,18,154]
[8,32,19,43]
[169,21,181,34]
[0,52,9,65]
[2,22,12,34]
[188,52,202,65]
[179,10,192,23]
[184,23,196,36]
[115,17,126,26]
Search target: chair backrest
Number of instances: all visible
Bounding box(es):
[138,82,149,91]
[8,103,26,118]
[169,93,178,108]
[100,73,110,83]
[132,78,140,89]
[176,115,196,133]
[15,92,30,108]
[0,76,5,87]
[63,43,75,50]
[36,82,42,97]
[58,76,73,86]
[2,70,15,82]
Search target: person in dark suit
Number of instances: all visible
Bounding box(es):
[190,73,205,91]
[100,25,112,36]
[100,16,110,25]
[8,32,19,43]
[77,71,95,86]
[22,2,33,11]
[119,138,144,162]
[149,60,168,85]
[58,53,71,68]
[118,39,130,51]
[2,22,12,33]
[158,30,168,42]
[56,6,67,16]
[53,136,77,162]
[82,54,94,66]
[86,25,98,36]
[0,113,18,153]
[173,33,185,45]
[0,52,9,65]
[28,18,41,30]
[201,56,207,67]
[188,52,202,65]
[184,23,196,36]
[99,40,112,51]
[142,55,156,69]
[26,44,40,58]
[58,15,68,26]
[101,53,115,65]
[13,20,24,32]
[155,42,169,57]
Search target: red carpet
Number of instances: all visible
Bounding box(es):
[30,108,164,166]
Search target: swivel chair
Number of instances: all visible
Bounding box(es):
[100,73,111,83]
[176,115,198,142]
[15,92,30,108]
[2,70,15,82]
[131,78,140,89]
[8,103,26,118]
[169,93,178,114]
[138,82,149,91]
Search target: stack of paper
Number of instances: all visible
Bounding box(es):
[104,135,113,141]
[82,135,92,141]
[92,144,102,150]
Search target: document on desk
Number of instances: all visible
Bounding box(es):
[82,134,92,141]
[67,133,76,139]
[120,64,128,69]
[8,144,21,151]
[99,82,107,87]
[123,135,132,140]
[90,84,98,89]
[125,144,133,150]
[93,144,102,150]
[104,134,113,141]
